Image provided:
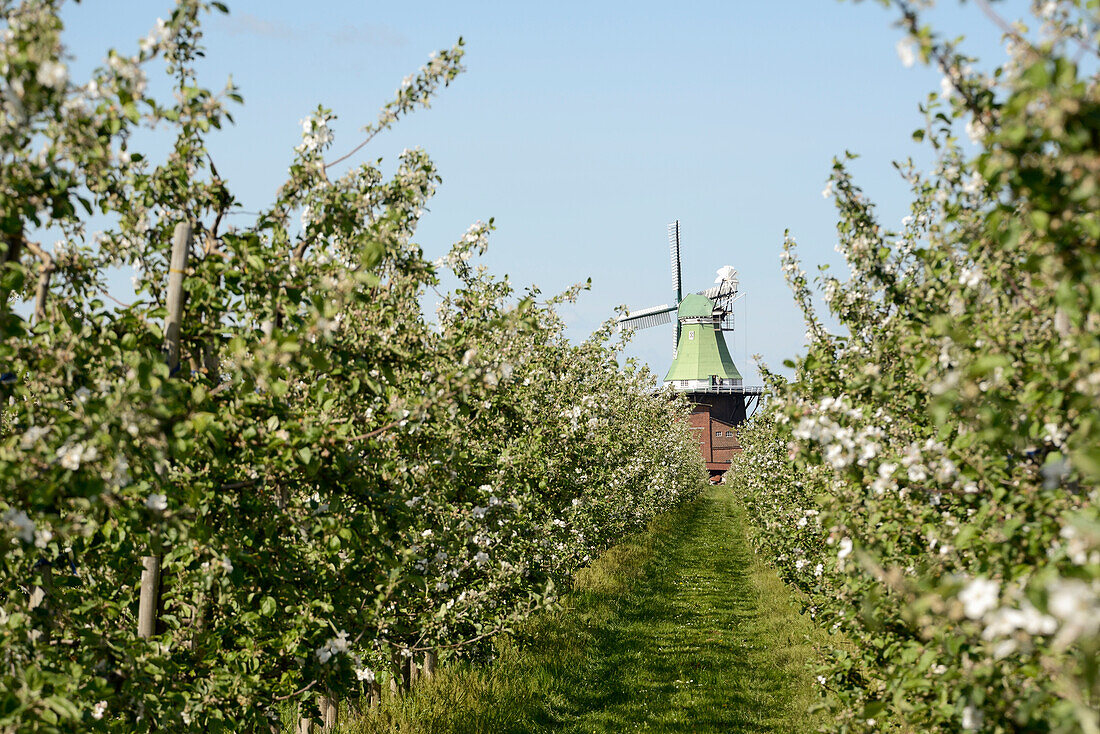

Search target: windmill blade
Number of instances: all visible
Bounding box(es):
[696,281,737,301]
[668,220,682,304]
[668,220,683,358]
[618,303,675,331]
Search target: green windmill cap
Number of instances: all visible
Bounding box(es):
[664,295,743,382]
[677,293,714,319]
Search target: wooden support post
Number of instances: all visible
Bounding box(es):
[390,650,406,694]
[320,696,337,731]
[136,554,161,639]
[368,681,382,708]
[138,221,191,640]
[295,712,312,734]
[164,222,191,374]
[422,649,437,679]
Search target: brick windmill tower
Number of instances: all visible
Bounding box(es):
[618,221,763,480]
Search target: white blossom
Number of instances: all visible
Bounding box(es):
[961,172,984,196]
[56,442,97,471]
[19,425,48,449]
[36,61,68,89]
[961,705,983,731]
[3,509,35,543]
[958,265,983,288]
[965,116,987,144]
[297,116,334,154]
[145,493,168,512]
[896,37,917,67]
[981,601,1056,639]
[1047,578,1099,646]
[139,18,170,54]
[959,577,1000,620]
[940,74,956,100]
[315,631,350,663]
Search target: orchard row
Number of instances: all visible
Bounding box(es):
[0,3,705,731]
[730,2,1100,732]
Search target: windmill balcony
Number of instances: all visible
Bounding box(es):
[666,378,763,395]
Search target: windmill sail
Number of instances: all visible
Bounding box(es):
[618,303,676,331]
[669,220,683,356]
[668,220,682,303]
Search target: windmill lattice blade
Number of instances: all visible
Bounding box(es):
[697,281,737,301]
[618,304,675,331]
[668,220,682,302]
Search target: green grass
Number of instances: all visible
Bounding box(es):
[335,485,825,733]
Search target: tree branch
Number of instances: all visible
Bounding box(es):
[21,240,54,323]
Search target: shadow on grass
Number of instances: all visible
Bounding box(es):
[340,486,823,734]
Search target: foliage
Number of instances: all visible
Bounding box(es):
[731,1,1100,731]
[0,2,705,731]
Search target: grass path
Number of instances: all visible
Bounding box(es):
[345,485,823,733]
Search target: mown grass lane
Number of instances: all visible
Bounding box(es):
[339,485,823,733]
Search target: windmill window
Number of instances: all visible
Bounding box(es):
[726,431,734,437]
[680,380,688,387]
[688,330,695,340]
[715,431,722,437]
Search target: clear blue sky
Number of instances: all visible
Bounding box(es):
[60,1,1022,384]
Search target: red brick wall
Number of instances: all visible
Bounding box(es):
[684,404,742,468]
[688,404,713,462]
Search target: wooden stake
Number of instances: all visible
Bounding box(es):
[164,222,191,374]
[320,696,337,731]
[390,650,406,694]
[136,554,161,639]
[138,221,191,640]
[422,649,437,679]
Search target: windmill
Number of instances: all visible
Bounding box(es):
[617,220,743,359]
[617,220,763,481]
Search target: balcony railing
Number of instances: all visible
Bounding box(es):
[667,383,765,395]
